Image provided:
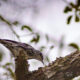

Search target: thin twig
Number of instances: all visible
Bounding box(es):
[8,26,21,41]
[0,15,21,41]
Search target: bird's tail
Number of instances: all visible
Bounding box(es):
[0,39,18,46]
[0,39,18,56]
[0,39,17,51]
[0,39,7,44]
[0,39,12,47]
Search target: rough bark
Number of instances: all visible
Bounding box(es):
[15,50,80,80]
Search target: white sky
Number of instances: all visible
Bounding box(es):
[0,0,79,44]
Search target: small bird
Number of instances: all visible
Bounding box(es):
[0,39,43,63]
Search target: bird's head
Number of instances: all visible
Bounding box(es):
[0,39,44,63]
[26,49,43,63]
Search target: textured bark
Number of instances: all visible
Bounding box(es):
[15,50,80,80]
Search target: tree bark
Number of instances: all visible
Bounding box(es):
[15,50,80,80]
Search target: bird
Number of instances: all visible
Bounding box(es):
[0,39,43,63]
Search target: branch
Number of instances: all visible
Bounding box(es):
[17,50,80,80]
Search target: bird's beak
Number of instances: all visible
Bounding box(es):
[28,55,44,64]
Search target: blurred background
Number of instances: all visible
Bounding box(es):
[0,0,80,80]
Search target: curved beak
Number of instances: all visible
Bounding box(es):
[28,52,44,64]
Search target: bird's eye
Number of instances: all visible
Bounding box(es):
[29,52,33,56]
[27,51,33,56]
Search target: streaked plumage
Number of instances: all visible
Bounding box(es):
[0,39,43,63]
